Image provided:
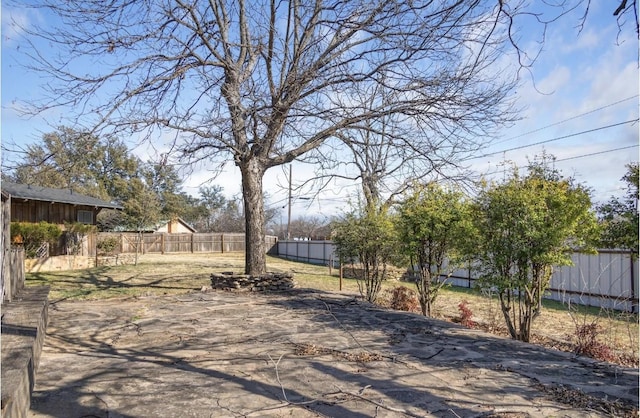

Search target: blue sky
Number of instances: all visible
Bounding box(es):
[1,2,638,218]
[473,2,639,205]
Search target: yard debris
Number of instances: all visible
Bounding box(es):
[293,342,383,362]
[535,383,639,418]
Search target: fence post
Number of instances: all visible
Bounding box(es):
[631,254,636,313]
[5,249,13,302]
[221,234,224,253]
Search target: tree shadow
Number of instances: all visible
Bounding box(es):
[266,288,640,410]
[27,267,210,303]
[30,323,394,417]
[29,289,639,417]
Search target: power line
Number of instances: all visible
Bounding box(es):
[494,95,639,146]
[466,118,639,161]
[480,144,639,177]
[554,144,639,163]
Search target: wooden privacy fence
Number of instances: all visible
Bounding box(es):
[98,232,278,255]
[276,240,639,312]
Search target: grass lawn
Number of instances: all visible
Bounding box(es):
[26,252,638,367]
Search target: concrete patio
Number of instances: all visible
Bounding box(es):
[26,289,639,417]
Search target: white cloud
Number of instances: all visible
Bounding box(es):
[1,9,37,46]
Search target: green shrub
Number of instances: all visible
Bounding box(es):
[11,221,62,257]
[97,236,119,255]
[332,206,398,303]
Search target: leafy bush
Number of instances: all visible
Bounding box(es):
[332,206,397,303]
[11,221,62,257]
[471,159,598,342]
[97,236,120,255]
[396,182,473,317]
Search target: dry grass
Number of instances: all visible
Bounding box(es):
[26,252,638,367]
[378,283,639,367]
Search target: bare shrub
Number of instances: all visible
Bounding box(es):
[388,287,421,313]
[457,300,476,328]
[573,323,616,363]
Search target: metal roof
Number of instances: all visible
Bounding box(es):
[1,181,124,210]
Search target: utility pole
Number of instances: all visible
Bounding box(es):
[286,164,292,240]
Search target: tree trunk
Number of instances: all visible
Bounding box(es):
[240,158,267,276]
[499,291,517,340]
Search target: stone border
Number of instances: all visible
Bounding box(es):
[210,272,295,292]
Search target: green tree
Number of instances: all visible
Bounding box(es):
[194,186,230,232]
[178,194,210,231]
[94,136,143,203]
[121,178,162,264]
[122,178,162,233]
[11,127,140,201]
[397,183,474,317]
[597,163,639,257]
[332,206,397,303]
[142,161,187,220]
[472,162,598,342]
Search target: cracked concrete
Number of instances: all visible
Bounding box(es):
[28,289,638,417]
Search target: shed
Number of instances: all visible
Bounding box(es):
[1,181,123,257]
[1,182,123,227]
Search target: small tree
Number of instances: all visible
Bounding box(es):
[332,206,397,303]
[597,162,639,258]
[396,183,474,317]
[472,161,598,342]
[122,178,162,265]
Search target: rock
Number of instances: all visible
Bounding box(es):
[210,272,294,292]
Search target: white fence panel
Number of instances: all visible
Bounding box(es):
[276,240,638,312]
[277,240,337,266]
[548,251,637,311]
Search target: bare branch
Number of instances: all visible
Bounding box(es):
[16,0,629,273]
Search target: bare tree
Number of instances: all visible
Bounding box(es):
[287,215,331,240]
[296,0,639,210]
[305,76,509,210]
[17,0,557,275]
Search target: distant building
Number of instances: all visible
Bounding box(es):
[1,182,122,227]
[112,217,197,234]
[154,218,197,234]
[1,181,123,256]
